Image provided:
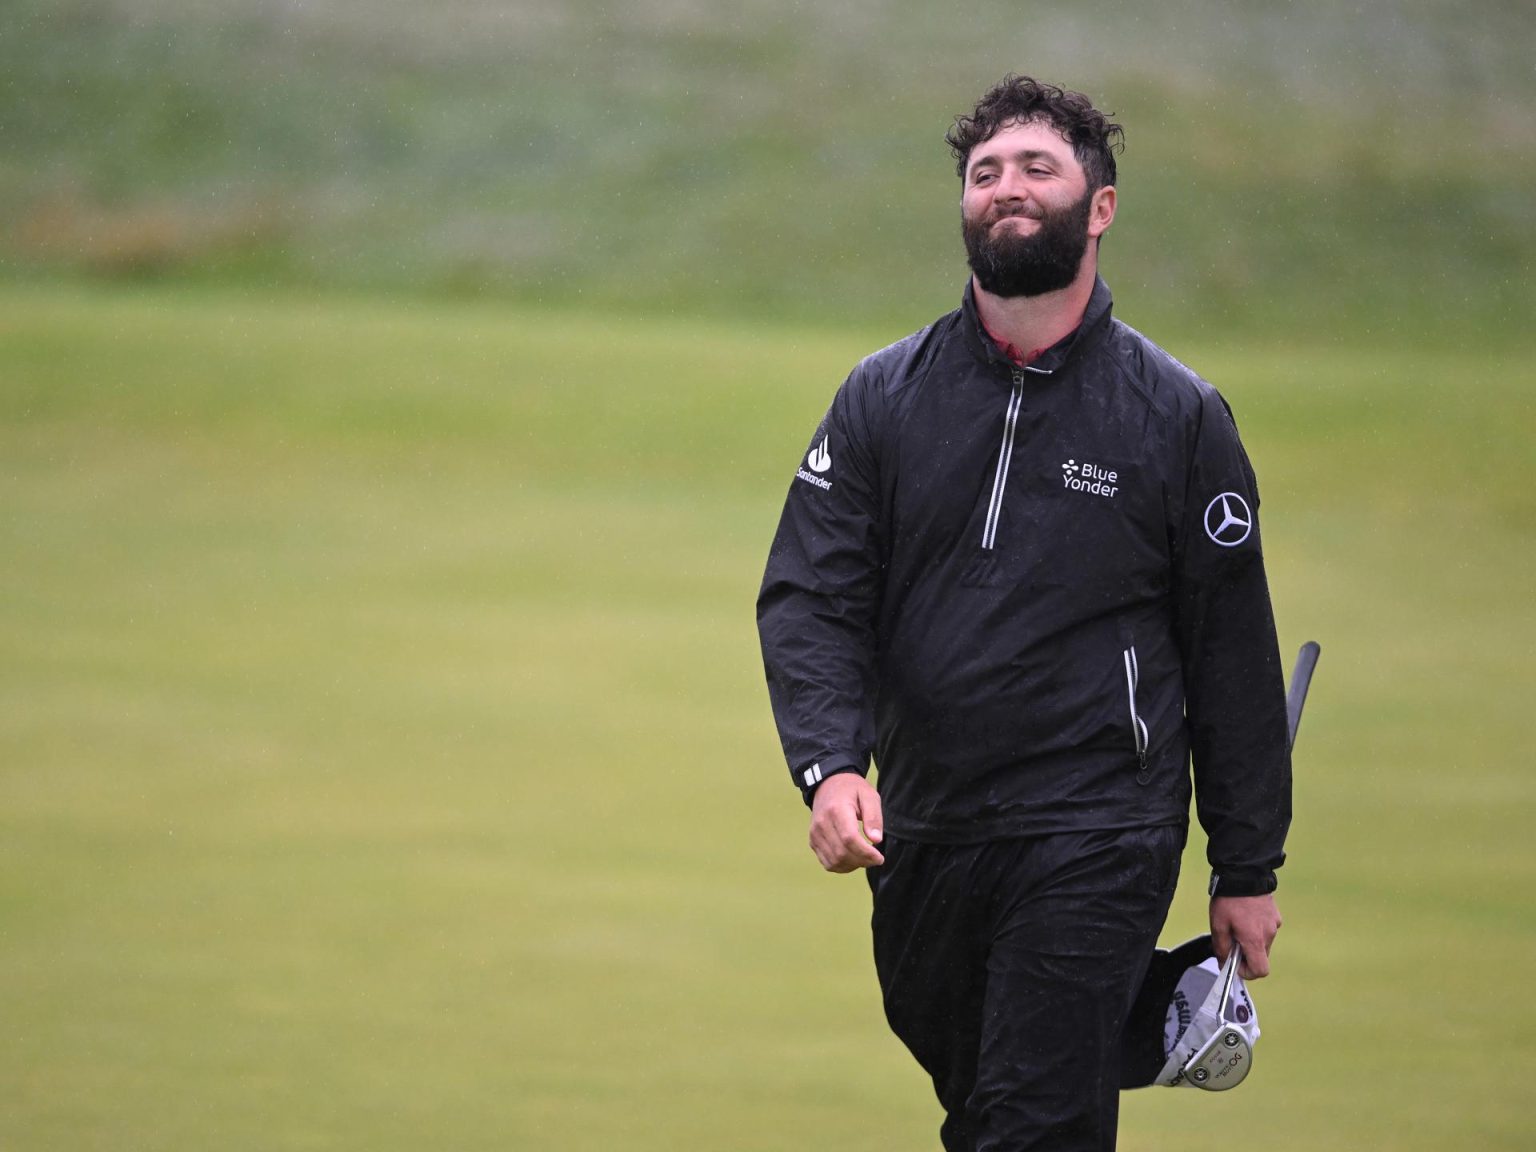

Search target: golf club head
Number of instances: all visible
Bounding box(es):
[1120,936,1259,1091]
[1182,1021,1253,1090]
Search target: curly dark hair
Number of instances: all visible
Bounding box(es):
[947,75,1123,191]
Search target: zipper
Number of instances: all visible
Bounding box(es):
[981,371,1025,550]
[1123,645,1152,785]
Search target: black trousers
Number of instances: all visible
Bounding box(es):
[867,825,1184,1152]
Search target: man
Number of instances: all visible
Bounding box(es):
[756,76,1291,1151]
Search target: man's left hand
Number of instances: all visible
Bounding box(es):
[1209,894,1282,979]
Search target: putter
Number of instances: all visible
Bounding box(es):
[1180,943,1253,1089]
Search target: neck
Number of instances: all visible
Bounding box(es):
[972,259,1098,361]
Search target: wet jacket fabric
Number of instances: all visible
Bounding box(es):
[756,277,1291,896]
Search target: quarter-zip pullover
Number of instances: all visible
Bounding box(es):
[757,278,1291,896]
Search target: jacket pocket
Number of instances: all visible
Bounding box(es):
[1122,644,1152,785]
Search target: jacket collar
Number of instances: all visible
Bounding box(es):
[961,275,1114,376]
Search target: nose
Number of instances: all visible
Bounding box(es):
[992,165,1028,205]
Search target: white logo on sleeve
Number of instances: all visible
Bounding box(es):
[1203,493,1253,546]
[796,437,833,491]
[807,438,831,473]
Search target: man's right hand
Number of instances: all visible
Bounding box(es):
[808,772,885,872]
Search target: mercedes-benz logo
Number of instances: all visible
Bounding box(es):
[1203,493,1253,547]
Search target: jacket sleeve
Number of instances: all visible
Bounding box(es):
[756,366,886,803]
[1169,385,1293,897]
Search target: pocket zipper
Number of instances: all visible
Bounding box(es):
[1123,645,1152,785]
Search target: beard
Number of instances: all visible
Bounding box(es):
[962,189,1094,298]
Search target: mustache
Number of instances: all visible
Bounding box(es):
[988,203,1044,223]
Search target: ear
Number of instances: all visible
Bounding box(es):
[1088,185,1117,238]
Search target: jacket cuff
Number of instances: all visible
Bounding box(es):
[797,759,864,807]
[1207,869,1278,898]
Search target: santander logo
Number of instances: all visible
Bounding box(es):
[807,438,831,473]
[796,437,833,491]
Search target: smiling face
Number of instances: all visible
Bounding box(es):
[960,118,1116,298]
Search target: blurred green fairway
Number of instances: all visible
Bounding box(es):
[2,283,1533,1150]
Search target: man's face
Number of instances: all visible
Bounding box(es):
[960,118,1112,298]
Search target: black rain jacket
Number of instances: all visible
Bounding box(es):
[756,278,1291,896]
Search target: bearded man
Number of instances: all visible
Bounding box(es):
[756,76,1292,1151]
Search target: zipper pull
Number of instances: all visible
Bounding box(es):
[1136,748,1151,786]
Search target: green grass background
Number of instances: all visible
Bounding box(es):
[3,0,1535,1147]
[2,283,1533,1149]
[4,0,1534,338]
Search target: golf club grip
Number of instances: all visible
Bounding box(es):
[1285,641,1321,749]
